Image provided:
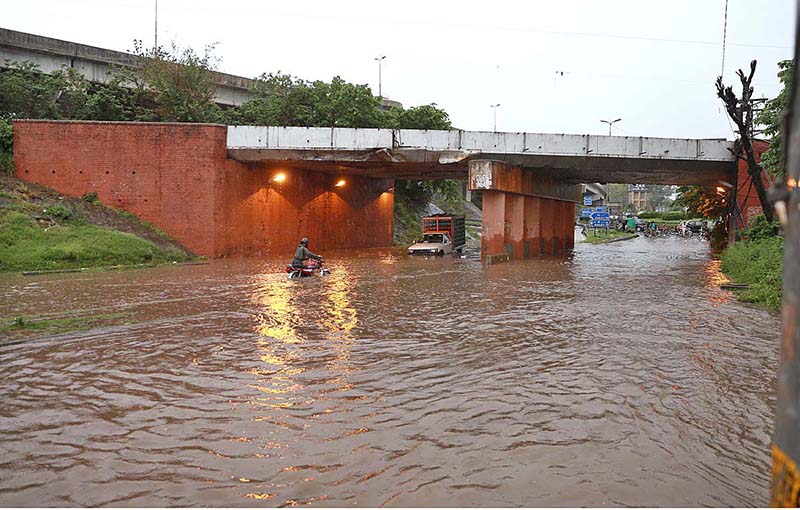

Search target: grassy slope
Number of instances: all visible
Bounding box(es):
[0,177,194,272]
[720,237,783,311]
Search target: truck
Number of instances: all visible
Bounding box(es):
[407,215,466,256]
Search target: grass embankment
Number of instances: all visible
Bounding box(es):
[580,228,636,244]
[0,176,194,272]
[720,236,783,311]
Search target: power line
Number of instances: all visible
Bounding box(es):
[721,0,729,77]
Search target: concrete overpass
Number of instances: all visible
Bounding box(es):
[0,27,254,106]
[227,126,736,186]
[226,126,736,260]
[12,121,738,263]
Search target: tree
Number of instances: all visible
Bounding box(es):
[675,185,728,219]
[756,60,794,179]
[716,60,774,222]
[128,40,223,123]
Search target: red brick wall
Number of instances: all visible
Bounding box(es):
[215,161,394,257]
[13,120,394,258]
[735,139,770,229]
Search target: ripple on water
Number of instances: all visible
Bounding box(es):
[0,238,779,506]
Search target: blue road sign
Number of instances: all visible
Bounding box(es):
[583,195,593,206]
[595,206,609,214]
[591,219,611,227]
[581,208,594,217]
[590,211,610,220]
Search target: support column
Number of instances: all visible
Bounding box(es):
[482,190,507,262]
[563,201,576,251]
[523,196,541,258]
[552,199,564,255]
[539,199,555,255]
[505,194,524,259]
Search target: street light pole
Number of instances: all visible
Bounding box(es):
[490,103,501,132]
[374,55,386,98]
[600,117,622,136]
[154,0,158,51]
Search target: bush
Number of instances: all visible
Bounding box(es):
[81,192,99,204]
[662,212,688,221]
[44,205,72,221]
[638,211,662,219]
[0,117,12,175]
[742,214,781,241]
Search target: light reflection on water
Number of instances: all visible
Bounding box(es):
[0,236,780,507]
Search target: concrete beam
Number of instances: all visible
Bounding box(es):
[468,160,581,203]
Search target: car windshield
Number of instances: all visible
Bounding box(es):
[419,234,444,243]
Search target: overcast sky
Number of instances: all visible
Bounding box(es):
[4,0,797,139]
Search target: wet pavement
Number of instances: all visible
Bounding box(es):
[0,234,780,506]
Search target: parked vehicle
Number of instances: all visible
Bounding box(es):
[686,220,704,233]
[407,215,466,255]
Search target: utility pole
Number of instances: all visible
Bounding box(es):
[772,1,800,504]
[154,0,158,51]
[600,118,622,136]
[374,55,386,98]
[490,103,501,132]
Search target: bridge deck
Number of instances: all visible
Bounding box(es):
[227,126,737,186]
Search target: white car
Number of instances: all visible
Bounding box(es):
[407,233,453,256]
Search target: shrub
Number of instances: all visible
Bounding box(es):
[742,214,781,241]
[45,205,72,221]
[662,212,688,221]
[638,211,662,219]
[81,191,99,204]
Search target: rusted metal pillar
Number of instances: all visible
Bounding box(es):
[772,5,800,505]
[505,194,525,259]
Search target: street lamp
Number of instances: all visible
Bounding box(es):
[600,118,622,136]
[490,103,501,132]
[374,55,386,98]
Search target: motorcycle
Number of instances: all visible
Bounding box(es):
[286,258,329,279]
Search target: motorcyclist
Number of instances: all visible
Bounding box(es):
[291,237,323,268]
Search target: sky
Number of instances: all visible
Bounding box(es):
[3,0,797,139]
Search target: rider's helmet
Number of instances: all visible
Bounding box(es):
[300,237,308,246]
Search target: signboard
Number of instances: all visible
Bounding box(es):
[590,211,610,220]
[583,195,593,206]
[581,208,594,217]
[591,219,611,227]
[595,206,609,214]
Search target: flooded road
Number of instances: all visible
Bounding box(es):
[0,235,779,506]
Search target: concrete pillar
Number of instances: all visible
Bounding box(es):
[552,200,565,255]
[505,194,524,259]
[482,190,507,260]
[523,196,541,258]
[540,198,555,255]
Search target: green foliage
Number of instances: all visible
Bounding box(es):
[131,40,223,123]
[637,211,661,219]
[741,213,781,241]
[383,103,452,130]
[0,210,190,271]
[81,191,99,204]
[661,212,688,221]
[0,61,63,119]
[675,185,727,219]
[721,236,783,311]
[0,116,11,175]
[44,204,72,221]
[756,60,794,178]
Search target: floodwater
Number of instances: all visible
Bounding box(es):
[0,234,780,507]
